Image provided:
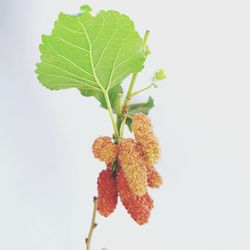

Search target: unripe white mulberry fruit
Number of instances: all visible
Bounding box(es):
[92,136,118,164]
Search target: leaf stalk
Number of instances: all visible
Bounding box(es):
[116,93,123,135]
[103,91,119,141]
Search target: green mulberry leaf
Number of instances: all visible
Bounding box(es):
[36,5,146,107]
[126,96,154,130]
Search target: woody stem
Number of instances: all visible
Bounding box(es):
[85,197,98,250]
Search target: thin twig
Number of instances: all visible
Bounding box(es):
[86,197,98,250]
[131,83,154,97]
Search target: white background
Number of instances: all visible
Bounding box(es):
[1,0,250,249]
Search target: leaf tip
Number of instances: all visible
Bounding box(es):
[80,5,92,13]
[148,96,155,107]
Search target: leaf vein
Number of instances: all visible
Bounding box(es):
[77,16,105,91]
[94,14,119,68]
[57,35,89,53]
[107,31,130,90]
[59,23,84,34]
[46,37,94,77]
[39,73,101,91]
[40,63,97,85]
[91,15,105,45]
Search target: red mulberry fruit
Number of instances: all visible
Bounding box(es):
[117,168,153,225]
[97,168,118,217]
[146,166,163,188]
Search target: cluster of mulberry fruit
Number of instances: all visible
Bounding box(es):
[92,113,162,225]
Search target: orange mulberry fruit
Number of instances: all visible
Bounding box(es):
[117,168,153,225]
[131,113,160,165]
[118,138,147,196]
[146,166,163,188]
[92,136,118,164]
[97,168,118,217]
